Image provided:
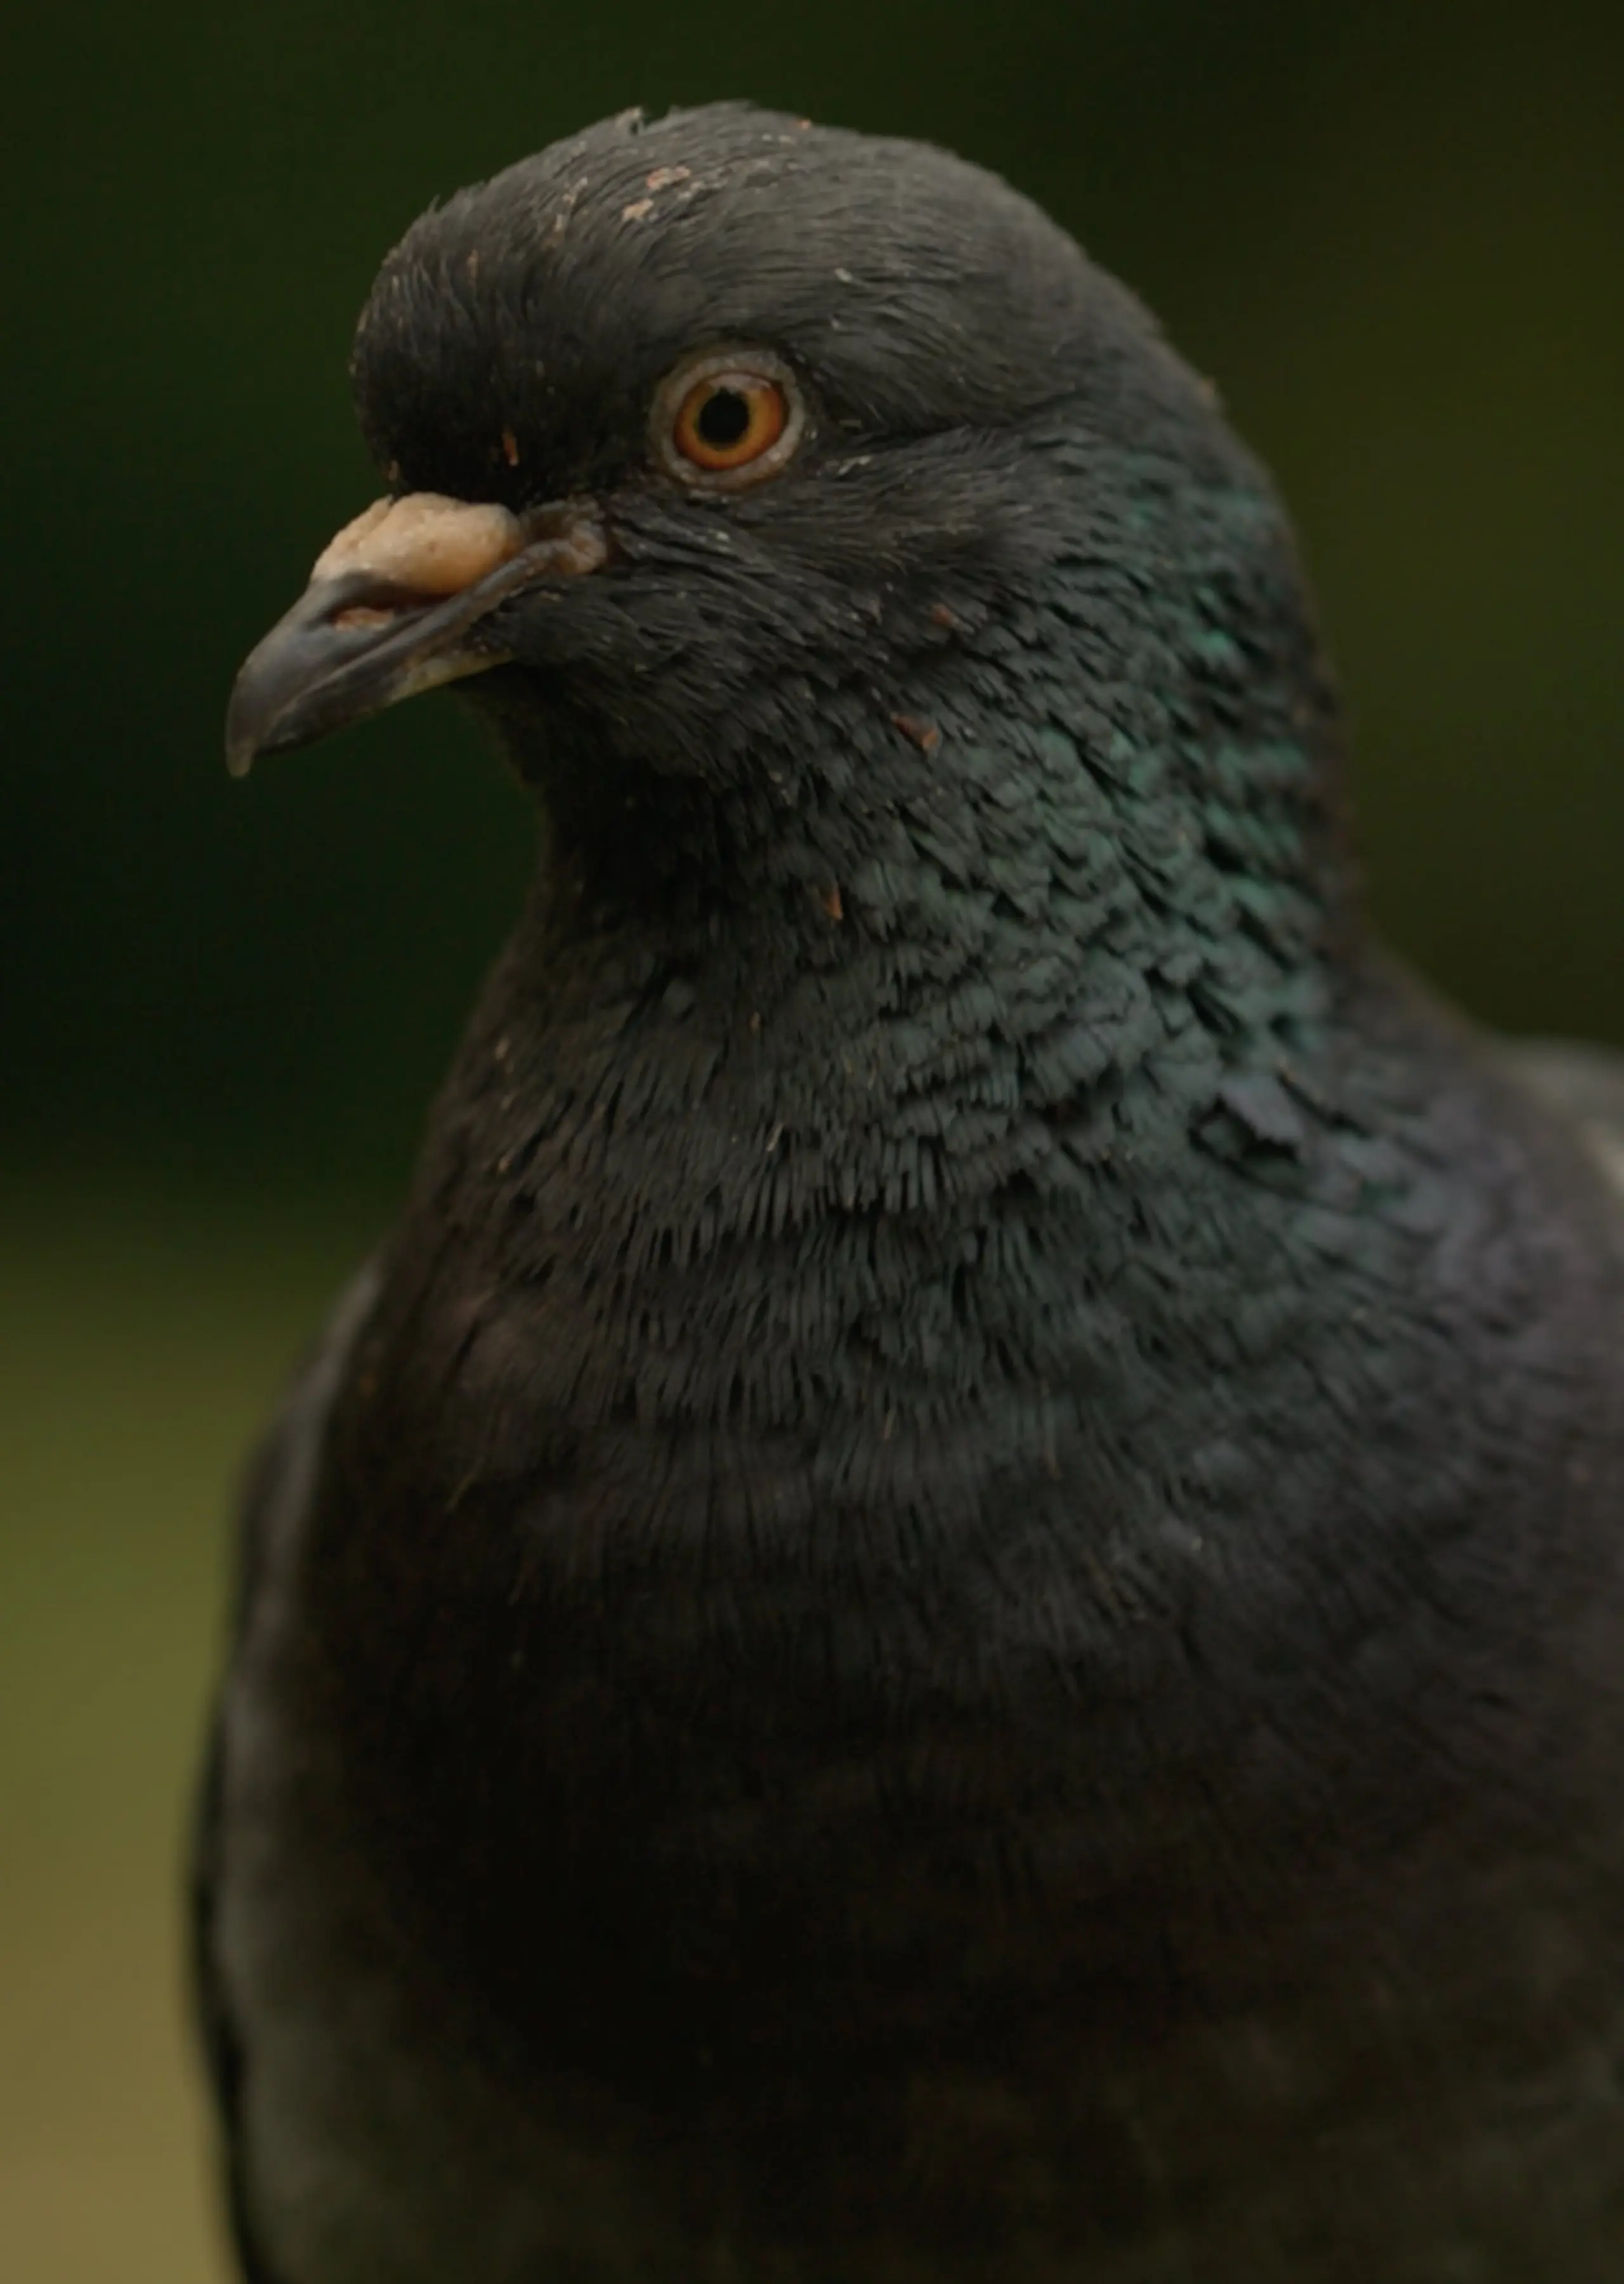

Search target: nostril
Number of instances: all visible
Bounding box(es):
[312,492,525,594]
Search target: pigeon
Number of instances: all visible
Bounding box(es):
[201,102,1624,2283]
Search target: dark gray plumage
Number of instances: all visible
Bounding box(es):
[199,103,1624,2281]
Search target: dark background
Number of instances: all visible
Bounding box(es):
[3,3,1620,2275]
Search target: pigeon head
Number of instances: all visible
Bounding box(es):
[228,102,1344,945]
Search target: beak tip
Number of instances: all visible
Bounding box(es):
[224,672,270,778]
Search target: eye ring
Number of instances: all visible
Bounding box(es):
[651,348,807,490]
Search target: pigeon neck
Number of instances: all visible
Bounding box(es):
[479,571,1356,1209]
[429,651,1613,1704]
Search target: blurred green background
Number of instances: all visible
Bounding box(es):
[3,1,1621,2276]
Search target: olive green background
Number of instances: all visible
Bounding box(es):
[3,3,1621,2275]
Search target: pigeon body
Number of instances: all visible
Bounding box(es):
[200,106,1624,2281]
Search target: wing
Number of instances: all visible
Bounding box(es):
[190,1264,381,2284]
[1495,1037,1624,1205]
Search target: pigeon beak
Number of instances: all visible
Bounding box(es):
[225,491,608,777]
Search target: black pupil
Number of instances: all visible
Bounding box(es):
[696,386,753,449]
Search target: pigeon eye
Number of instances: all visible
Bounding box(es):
[653,350,806,489]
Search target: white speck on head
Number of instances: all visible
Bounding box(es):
[546,176,589,246]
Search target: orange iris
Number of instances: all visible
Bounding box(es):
[672,372,789,472]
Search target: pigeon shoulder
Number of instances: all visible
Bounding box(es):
[191,1261,383,2284]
